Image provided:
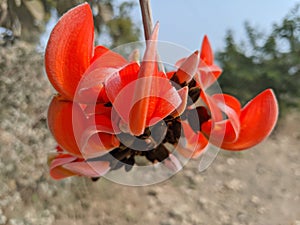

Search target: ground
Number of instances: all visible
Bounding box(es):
[0,42,299,225]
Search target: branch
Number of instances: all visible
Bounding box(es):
[139,0,153,41]
[139,0,164,71]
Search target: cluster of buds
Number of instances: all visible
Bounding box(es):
[45,3,278,181]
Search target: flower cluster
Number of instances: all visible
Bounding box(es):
[45,3,278,180]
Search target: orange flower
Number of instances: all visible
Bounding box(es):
[45,3,279,180]
[171,38,278,157]
[45,3,127,102]
[177,90,278,158]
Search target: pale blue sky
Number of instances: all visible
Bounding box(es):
[143,0,299,51]
[41,1,300,52]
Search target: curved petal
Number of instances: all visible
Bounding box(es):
[104,63,140,105]
[171,87,188,117]
[221,89,278,150]
[82,133,120,158]
[45,3,94,100]
[197,36,222,89]
[91,45,109,63]
[84,103,113,116]
[128,22,160,135]
[201,120,235,145]
[76,48,128,103]
[79,114,120,158]
[200,35,213,65]
[199,91,223,122]
[176,51,199,84]
[166,71,176,79]
[177,120,209,158]
[211,94,241,142]
[49,153,78,180]
[197,65,222,89]
[47,95,86,157]
[63,161,110,177]
[144,76,182,126]
[175,57,187,68]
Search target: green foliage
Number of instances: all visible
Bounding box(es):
[0,0,140,47]
[54,0,141,48]
[106,2,140,48]
[216,4,300,115]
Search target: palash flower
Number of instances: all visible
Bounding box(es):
[45,3,278,180]
[169,37,279,158]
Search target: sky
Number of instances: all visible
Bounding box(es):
[40,0,299,52]
[136,0,300,51]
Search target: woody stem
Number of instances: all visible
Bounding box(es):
[139,0,164,71]
[139,0,153,41]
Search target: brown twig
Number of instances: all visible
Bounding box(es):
[139,0,164,72]
[139,0,153,41]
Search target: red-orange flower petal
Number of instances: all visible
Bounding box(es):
[176,51,199,84]
[47,95,86,157]
[128,24,182,135]
[177,120,209,158]
[76,47,128,103]
[63,161,110,178]
[45,3,94,100]
[200,35,214,65]
[171,86,188,117]
[128,23,160,135]
[197,36,222,89]
[80,114,120,158]
[221,89,278,150]
[211,94,241,142]
[202,89,278,150]
[49,153,78,180]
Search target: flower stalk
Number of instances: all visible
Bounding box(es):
[139,0,153,41]
[139,0,164,72]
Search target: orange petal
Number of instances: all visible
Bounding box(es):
[200,35,213,65]
[177,120,209,158]
[197,35,222,89]
[63,161,110,177]
[221,89,278,150]
[104,63,140,124]
[176,51,199,84]
[90,45,110,64]
[171,87,188,117]
[166,71,176,79]
[199,91,223,122]
[211,94,241,142]
[175,57,187,68]
[212,94,241,117]
[84,103,113,116]
[47,95,87,157]
[201,120,236,145]
[49,153,78,180]
[80,114,120,158]
[104,63,140,104]
[129,22,160,135]
[144,79,182,126]
[77,48,128,103]
[82,133,120,158]
[45,3,94,100]
[197,64,222,89]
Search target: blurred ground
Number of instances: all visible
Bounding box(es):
[0,41,299,225]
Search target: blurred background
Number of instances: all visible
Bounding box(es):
[0,0,299,224]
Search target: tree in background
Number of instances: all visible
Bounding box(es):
[217,4,300,115]
[0,0,140,46]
